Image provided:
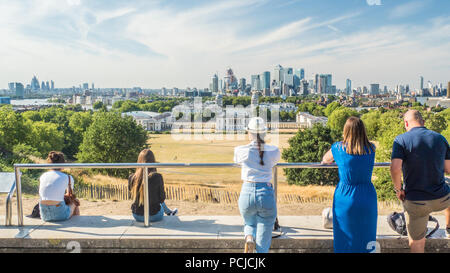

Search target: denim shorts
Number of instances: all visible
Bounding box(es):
[39,201,71,222]
[132,205,164,223]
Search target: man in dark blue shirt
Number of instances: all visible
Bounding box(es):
[390,110,450,253]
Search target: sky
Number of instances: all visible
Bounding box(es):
[0,0,450,90]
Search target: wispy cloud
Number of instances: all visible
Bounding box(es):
[389,0,427,19]
[0,0,449,89]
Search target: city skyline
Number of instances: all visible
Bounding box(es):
[1,0,450,89]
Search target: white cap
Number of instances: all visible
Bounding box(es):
[247,117,267,134]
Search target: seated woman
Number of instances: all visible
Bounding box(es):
[321,116,377,253]
[39,151,80,222]
[128,149,177,223]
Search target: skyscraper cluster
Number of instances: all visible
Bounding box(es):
[28,75,54,92]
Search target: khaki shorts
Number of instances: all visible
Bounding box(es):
[403,193,450,241]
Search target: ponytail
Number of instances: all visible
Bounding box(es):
[256,133,265,165]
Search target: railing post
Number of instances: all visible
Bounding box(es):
[15,167,23,226]
[143,167,150,227]
[273,166,280,231]
[273,166,278,205]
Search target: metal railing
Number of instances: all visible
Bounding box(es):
[12,162,391,227]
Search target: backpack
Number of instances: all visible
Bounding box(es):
[29,203,40,218]
[387,211,440,238]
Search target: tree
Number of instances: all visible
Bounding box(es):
[26,121,65,157]
[76,111,148,177]
[423,112,447,133]
[323,101,342,117]
[67,112,93,158]
[118,100,140,113]
[93,101,104,110]
[361,110,381,140]
[372,110,405,201]
[282,124,340,185]
[22,111,42,122]
[327,107,359,133]
[0,106,28,151]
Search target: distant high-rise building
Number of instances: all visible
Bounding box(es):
[295,68,305,80]
[284,71,294,87]
[299,79,309,96]
[447,82,450,99]
[318,75,327,94]
[8,82,15,91]
[260,71,270,90]
[420,76,424,91]
[224,68,238,90]
[41,81,45,90]
[326,74,332,93]
[346,79,352,95]
[251,75,261,90]
[274,65,283,86]
[211,74,219,93]
[51,80,54,90]
[293,68,304,88]
[370,84,380,95]
[45,81,50,91]
[31,75,40,91]
[83,83,89,90]
[239,78,246,92]
[15,83,24,98]
[92,83,95,90]
[314,74,319,93]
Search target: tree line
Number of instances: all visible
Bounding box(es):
[0,105,148,180]
[282,102,449,200]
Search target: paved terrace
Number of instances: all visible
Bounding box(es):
[1,215,448,253]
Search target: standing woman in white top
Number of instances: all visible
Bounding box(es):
[234,117,280,253]
[39,151,80,222]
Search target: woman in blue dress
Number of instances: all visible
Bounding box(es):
[322,116,378,253]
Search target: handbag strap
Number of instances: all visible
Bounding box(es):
[67,174,73,195]
[425,215,440,238]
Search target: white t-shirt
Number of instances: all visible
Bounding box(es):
[39,171,74,202]
[234,141,280,183]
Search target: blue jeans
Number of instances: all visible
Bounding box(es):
[132,203,171,223]
[238,182,277,253]
[39,201,71,222]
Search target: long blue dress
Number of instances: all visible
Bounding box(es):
[331,142,378,253]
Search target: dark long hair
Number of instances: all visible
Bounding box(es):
[131,149,157,206]
[47,151,65,171]
[255,133,265,165]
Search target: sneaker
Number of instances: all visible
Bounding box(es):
[169,208,178,216]
[244,235,255,253]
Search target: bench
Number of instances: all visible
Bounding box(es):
[0,172,16,226]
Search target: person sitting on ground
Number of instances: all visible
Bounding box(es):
[129,149,177,223]
[39,151,80,222]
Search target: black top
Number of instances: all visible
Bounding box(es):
[128,172,165,216]
[391,126,450,201]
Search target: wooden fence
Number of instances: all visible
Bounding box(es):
[74,183,333,204]
[74,183,402,208]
